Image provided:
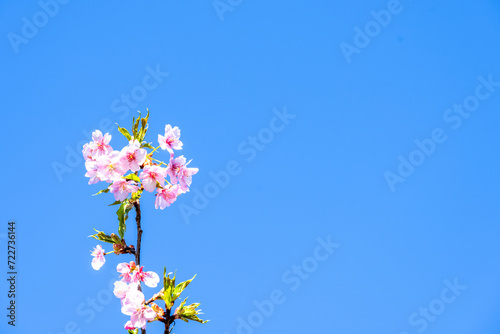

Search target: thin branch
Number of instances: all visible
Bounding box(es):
[133,199,145,334]
[164,308,171,334]
[133,200,142,269]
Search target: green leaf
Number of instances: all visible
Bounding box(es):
[108,200,122,206]
[127,329,138,334]
[173,274,196,300]
[141,142,154,150]
[89,229,115,244]
[116,124,132,141]
[162,268,177,309]
[175,298,209,324]
[92,188,109,196]
[125,173,141,182]
[131,189,143,201]
[132,112,141,139]
[116,200,133,239]
[143,109,150,127]
[163,267,167,290]
[138,109,150,142]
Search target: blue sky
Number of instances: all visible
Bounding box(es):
[2,0,500,333]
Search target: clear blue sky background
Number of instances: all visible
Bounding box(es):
[2,1,500,333]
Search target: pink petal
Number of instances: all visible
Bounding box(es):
[143,271,160,288]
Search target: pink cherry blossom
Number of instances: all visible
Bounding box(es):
[139,165,167,192]
[113,280,130,299]
[97,151,127,182]
[108,179,139,202]
[166,156,199,191]
[124,321,135,330]
[117,261,160,288]
[89,130,112,158]
[158,124,183,155]
[133,267,160,288]
[155,184,182,210]
[165,155,185,184]
[117,261,138,283]
[82,143,94,161]
[121,289,157,329]
[113,281,139,299]
[84,160,102,185]
[91,245,105,270]
[177,163,199,191]
[114,281,140,307]
[120,140,147,172]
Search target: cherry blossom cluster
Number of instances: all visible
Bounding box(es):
[82,124,198,209]
[113,261,160,329]
[84,114,207,333]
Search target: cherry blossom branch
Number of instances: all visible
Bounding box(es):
[86,116,208,332]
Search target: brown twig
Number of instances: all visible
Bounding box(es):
[164,308,171,334]
[132,199,145,334]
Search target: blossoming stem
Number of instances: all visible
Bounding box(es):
[152,158,168,167]
[149,145,161,155]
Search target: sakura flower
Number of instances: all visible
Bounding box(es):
[91,245,105,270]
[139,165,167,192]
[117,261,160,288]
[155,184,182,210]
[158,124,183,155]
[84,160,102,185]
[134,267,160,288]
[114,281,140,306]
[121,290,157,329]
[96,151,127,182]
[89,130,112,158]
[124,321,135,330]
[108,179,139,202]
[166,156,199,191]
[117,261,138,283]
[165,155,186,184]
[113,280,130,299]
[82,143,94,161]
[177,163,199,191]
[120,140,147,172]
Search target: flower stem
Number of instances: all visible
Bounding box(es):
[152,158,168,167]
[149,145,161,155]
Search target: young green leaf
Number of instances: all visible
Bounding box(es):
[132,113,141,139]
[116,124,132,141]
[138,109,150,142]
[173,274,196,300]
[141,142,154,150]
[92,188,109,196]
[89,229,115,244]
[124,173,141,183]
[116,200,133,239]
[175,298,209,324]
[162,268,177,309]
[131,189,143,201]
